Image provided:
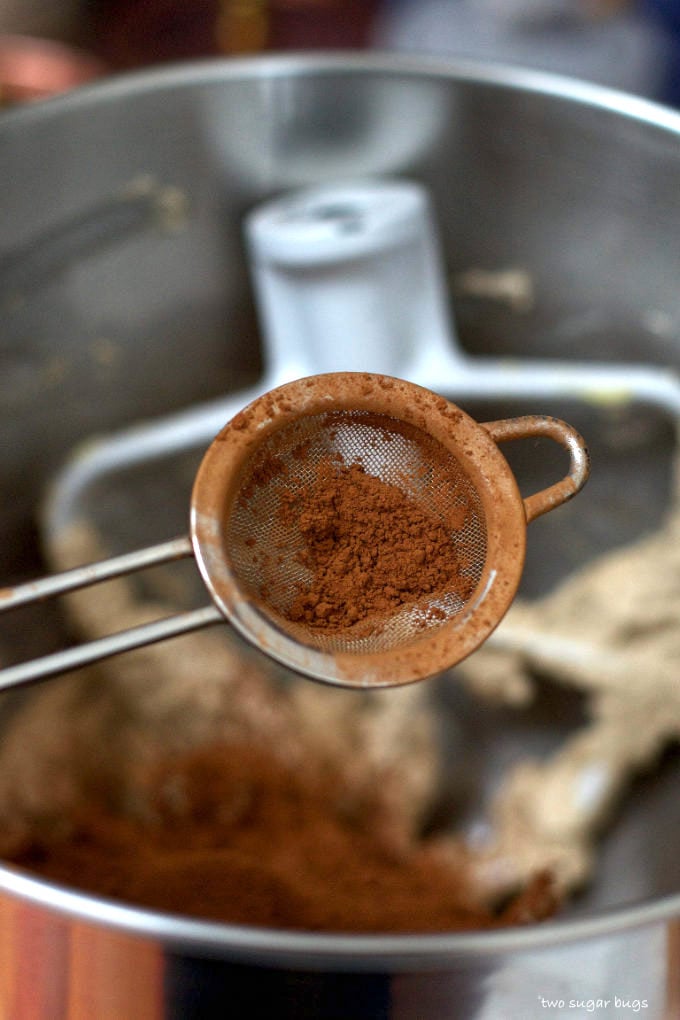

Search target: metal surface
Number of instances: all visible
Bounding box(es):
[1,53,680,1018]
[43,176,680,538]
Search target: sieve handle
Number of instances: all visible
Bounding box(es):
[481,415,590,524]
[0,536,224,691]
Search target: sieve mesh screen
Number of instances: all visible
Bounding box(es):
[226,410,487,654]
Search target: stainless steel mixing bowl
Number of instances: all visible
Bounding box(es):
[1,53,679,1019]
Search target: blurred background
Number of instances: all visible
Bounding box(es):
[1,0,680,110]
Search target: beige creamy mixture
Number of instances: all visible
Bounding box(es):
[456,454,680,900]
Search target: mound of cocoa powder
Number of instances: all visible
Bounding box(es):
[9,740,559,932]
[280,459,474,633]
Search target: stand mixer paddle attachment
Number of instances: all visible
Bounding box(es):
[0,373,589,691]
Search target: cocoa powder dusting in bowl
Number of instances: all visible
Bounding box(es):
[280,459,474,633]
[9,741,559,932]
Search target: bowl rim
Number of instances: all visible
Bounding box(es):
[1,859,679,968]
[4,46,680,140]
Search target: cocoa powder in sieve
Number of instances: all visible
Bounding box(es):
[280,459,474,633]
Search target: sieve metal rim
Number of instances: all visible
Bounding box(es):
[190,372,529,688]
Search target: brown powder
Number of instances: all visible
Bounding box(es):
[9,741,559,932]
[281,459,474,633]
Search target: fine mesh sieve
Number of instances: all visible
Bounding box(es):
[223,408,487,657]
[0,373,589,690]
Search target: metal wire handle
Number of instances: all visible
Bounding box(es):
[0,537,222,692]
